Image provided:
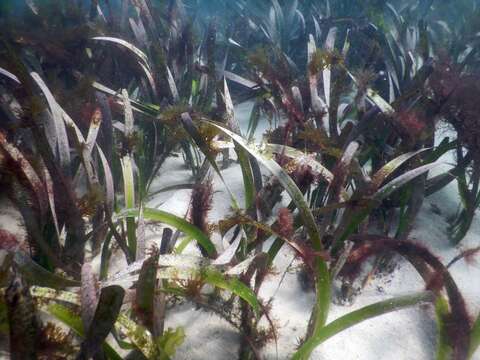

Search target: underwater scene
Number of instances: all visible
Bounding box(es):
[0,0,480,359]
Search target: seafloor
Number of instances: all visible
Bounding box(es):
[124,103,480,359]
[1,101,479,359]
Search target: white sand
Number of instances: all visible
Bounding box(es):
[1,102,479,359]
[151,105,480,359]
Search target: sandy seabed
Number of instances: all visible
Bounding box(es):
[142,102,480,359]
[1,101,479,359]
